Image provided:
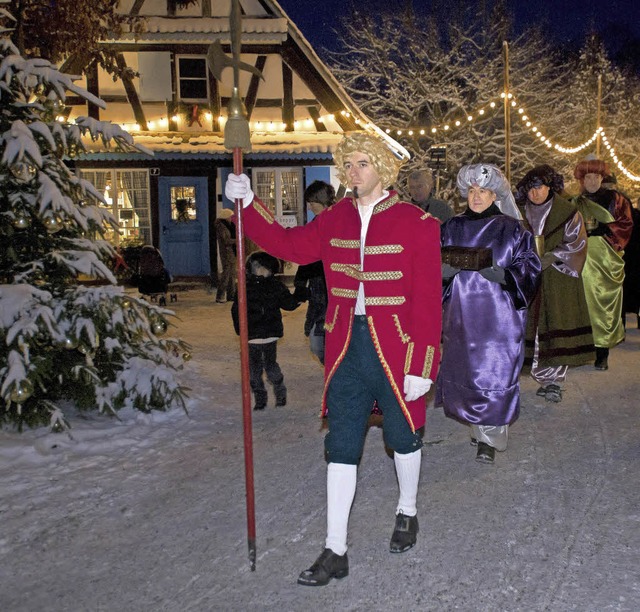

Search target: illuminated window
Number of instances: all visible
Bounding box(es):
[170,186,197,222]
[252,168,303,227]
[79,169,151,246]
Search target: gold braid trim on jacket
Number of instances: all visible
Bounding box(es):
[422,346,435,378]
[322,308,355,416]
[367,316,415,432]
[364,244,404,255]
[330,263,403,282]
[252,200,274,224]
[324,305,339,333]
[330,238,360,249]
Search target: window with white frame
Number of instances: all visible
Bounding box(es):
[177,56,208,102]
[252,168,303,227]
[79,169,152,246]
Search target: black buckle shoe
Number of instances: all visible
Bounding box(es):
[389,512,418,553]
[476,442,495,464]
[297,548,349,586]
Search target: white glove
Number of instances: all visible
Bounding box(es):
[403,375,433,402]
[225,173,254,208]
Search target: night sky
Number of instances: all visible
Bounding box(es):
[277,0,640,59]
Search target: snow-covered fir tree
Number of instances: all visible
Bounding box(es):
[0,35,189,430]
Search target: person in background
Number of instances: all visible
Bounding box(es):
[293,181,336,365]
[516,165,594,401]
[622,196,640,329]
[225,132,442,587]
[436,164,540,464]
[600,174,640,331]
[215,208,236,303]
[572,158,633,370]
[407,168,454,223]
[231,251,301,410]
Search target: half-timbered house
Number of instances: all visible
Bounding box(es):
[66,0,402,281]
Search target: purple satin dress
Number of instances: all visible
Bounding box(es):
[436,212,541,426]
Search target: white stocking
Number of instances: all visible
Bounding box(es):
[394,449,421,517]
[325,462,357,556]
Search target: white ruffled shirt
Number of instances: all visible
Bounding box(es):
[355,191,389,315]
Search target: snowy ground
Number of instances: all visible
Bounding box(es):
[1,287,639,611]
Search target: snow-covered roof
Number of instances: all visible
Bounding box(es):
[117,17,288,44]
[79,130,342,161]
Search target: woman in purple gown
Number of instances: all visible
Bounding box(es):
[435,164,541,464]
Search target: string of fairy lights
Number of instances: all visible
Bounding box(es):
[380,91,640,182]
[60,90,640,181]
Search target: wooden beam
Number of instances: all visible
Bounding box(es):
[85,61,100,120]
[169,52,178,131]
[280,39,358,131]
[244,55,267,120]
[129,0,145,15]
[208,63,221,132]
[59,52,90,76]
[282,62,294,131]
[308,106,327,132]
[116,53,148,130]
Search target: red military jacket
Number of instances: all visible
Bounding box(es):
[240,190,442,432]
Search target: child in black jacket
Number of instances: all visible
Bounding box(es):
[232,251,302,410]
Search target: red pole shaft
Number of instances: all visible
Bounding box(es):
[233,146,256,571]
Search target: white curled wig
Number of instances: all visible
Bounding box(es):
[456,163,522,219]
[334,132,405,190]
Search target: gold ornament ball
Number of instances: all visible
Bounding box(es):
[182,351,192,361]
[122,298,131,309]
[60,335,79,350]
[152,319,168,336]
[13,213,31,230]
[10,379,34,403]
[10,162,36,183]
[44,215,63,234]
[77,343,95,357]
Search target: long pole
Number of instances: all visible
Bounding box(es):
[227,0,256,571]
[596,74,602,157]
[233,146,256,571]
[503,41,511,183]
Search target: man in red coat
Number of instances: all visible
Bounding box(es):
[225,132,442,586]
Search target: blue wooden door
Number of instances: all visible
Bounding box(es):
[158,177,210,276]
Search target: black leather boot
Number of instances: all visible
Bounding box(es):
[594,347,609,371]
[253,390,267,410]
[297,548,349,586]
